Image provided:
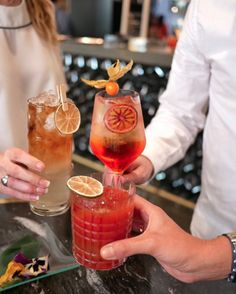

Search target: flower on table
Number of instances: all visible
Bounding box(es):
[0,253,49,288]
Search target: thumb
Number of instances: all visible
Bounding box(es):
[100,234,152,261]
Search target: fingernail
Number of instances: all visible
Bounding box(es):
[36,162,44,172]
[101,246,116,260]
[30,195,39,201]
[36,187,48,194]
[39,179,50,188]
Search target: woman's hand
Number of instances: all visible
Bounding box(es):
[0,148,50,201]
[101,195,232,283]
[123,155,155,185]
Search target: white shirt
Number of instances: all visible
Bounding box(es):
[0,0,65,152]
[143,0,236,239]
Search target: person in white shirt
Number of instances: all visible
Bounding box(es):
[0,0,65,200]
[101,0,236,283]
[127,0,236,239]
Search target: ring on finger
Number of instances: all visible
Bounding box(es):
[1,175,9,187]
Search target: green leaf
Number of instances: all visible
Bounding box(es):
[0,235,40,275]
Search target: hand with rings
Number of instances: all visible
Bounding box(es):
[0,148,50,201]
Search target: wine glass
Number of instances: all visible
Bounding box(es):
[90,89,146,174]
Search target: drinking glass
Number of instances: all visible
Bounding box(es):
[27,91,72,216]
[70,172,135,270]
[89,90,146,174]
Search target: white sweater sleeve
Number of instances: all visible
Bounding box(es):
[142,0,210,174]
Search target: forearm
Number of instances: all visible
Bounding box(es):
[185,235,232,282]
[155,224,232,283]
[143,110,198,173]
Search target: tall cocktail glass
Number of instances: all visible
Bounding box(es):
[28,91,72,216]
[70,172,135,270]
[90,90,146,174]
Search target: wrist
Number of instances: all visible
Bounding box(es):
[140,155,155,181]
[189,236,232,281]
[222,233,236,282]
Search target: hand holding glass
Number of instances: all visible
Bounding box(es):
[70,172,135,270]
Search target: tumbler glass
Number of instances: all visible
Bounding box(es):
[28,91,72,216]
[70,172,135,270]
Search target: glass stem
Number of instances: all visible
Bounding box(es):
[104,167,123,188]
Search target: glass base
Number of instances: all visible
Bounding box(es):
[30,202,70,217]
[73,247,124,271]
[74,255,124,271]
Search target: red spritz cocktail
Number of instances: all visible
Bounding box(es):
[70,173,135,270]
[90,90,146,173]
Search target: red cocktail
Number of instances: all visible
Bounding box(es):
[70,173,135,270]
[91,140,145,173]
[90,90,146,174]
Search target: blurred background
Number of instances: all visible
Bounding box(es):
[52,0,189,38]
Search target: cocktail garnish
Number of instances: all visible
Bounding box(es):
[104,104,138,134]
[81,59,133,95]
[54,101,81,134]
[105,81,120,96]
[0,261,24,287]
[20,255,49,277]
[56,84,68,111]
[107,59,133,81]
[67,176,103,198]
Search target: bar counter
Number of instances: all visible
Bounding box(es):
[60,38,174,67]
[1,156,236,294]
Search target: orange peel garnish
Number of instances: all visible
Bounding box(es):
[81,59,133,89]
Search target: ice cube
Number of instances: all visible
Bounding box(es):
[29,91,59,107]
[44,112,55,130]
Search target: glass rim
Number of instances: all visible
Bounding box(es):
[27,90,58,104]
[95,89,139,99]
[70,172,136,198]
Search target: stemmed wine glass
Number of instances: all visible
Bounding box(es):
[90,89,146,174]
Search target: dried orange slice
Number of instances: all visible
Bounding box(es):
[55,102,81,134]
[104,104,138,134]
[67,176,103,198]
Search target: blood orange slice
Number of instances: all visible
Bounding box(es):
[104,104,138,134]
[67,176,103,198]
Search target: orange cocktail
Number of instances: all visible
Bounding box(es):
[90,90,146,173]
[28,91,72,216]
[70,173,135,270]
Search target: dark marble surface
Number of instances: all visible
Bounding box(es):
[1,203,236,294]
[1,161,236,294]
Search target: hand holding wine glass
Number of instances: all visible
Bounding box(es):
[82,60,146,174]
